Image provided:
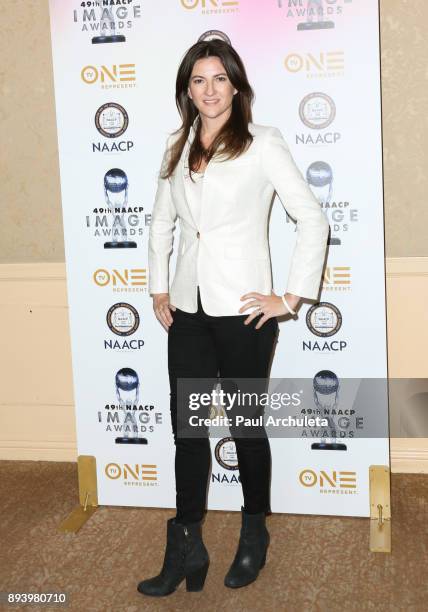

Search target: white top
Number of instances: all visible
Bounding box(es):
[185,170,204,223]
[184,168,204,283]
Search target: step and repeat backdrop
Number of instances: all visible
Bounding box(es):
[49,0,389,517]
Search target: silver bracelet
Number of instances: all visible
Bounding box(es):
[281,294,296,316]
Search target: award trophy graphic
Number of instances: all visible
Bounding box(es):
[198,30,232,45]
[297,0,335,31]
[92,7,126,44]
[306,161,340,245]
[311,370,347,451]
[114,367,147,444]
[103,169,137,249]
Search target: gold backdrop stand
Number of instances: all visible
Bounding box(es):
[59,455,99,533]
[369,465,391,553]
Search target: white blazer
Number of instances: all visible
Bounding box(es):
[148,118,330,316]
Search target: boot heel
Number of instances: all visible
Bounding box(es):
[260,549,267,568]
[186,561,209,592]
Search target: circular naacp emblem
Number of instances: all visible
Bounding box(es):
[95,102,129,138]
[299,92,336,130]
[215,437,239,471]
[107,303,140,336]
[306,302,342,337]
[198,30,231,44]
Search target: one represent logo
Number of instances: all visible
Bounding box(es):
[72,5,141,42]
[107,303,140,336]
[214,437,239,471]
[306,302,342,337]
[104,463,159,486]
[298,468,357,494]
[93,268,147,292]
[198,30,232,44]
[299,92,336,130]
[81,64,137,89]
[95,102,129,138]
[180,0,239,13]
[284,51,344,77]
[322,267,351,291]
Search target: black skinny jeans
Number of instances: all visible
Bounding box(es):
[168,286,279,524]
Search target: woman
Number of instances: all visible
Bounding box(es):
[137,39,329,597]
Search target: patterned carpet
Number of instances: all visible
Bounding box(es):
[0,461,427,612]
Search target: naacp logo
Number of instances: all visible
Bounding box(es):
[306,302,342,337]
[215,437,239,471]
[95,102,129,138]
[299,92,336,130]
[107,303,140,336]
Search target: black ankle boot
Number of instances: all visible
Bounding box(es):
[137,517,209,596]
[224,506,269,589]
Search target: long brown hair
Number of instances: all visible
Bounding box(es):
[161,39,255,180]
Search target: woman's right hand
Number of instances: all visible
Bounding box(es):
[153,293,176,332]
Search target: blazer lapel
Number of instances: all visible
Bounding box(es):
[180,116,199,227]
[179,115,226,228]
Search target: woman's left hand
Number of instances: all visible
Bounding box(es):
[239,291,299,329]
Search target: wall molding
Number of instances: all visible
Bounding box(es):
[0,258,427,471]
[385,256,428,277]
[0,262,67,282]
[1,439,427,472]
[0,440,77,462]
[2,439,427,472]
[390,447,428,473]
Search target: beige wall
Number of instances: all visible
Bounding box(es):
[380,0,428,257]
[0,0,428,261]
[1,1,65,263]
[0,2,427,470]
[1,260,427,471]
